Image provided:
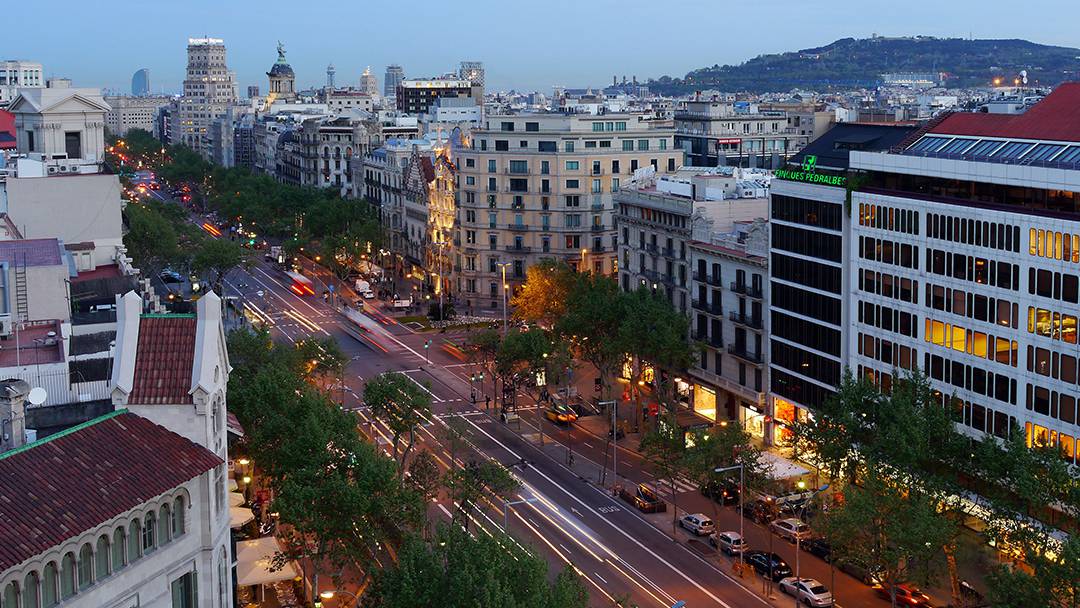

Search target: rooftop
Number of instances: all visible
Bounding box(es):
[0,320,64,367]
[0,238,64,267]
[128,315,197,405]
[0,410,222,571]
[929,82,1080,143]
[790,122,918,170]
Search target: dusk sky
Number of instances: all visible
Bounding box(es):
[9,0,1078,94]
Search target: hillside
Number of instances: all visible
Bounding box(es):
[648,36,1080,94]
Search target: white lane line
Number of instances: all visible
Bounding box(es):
[401,372,444,402]
[254,266,324,315]
[458,414,741,608]
[594,572,608,585]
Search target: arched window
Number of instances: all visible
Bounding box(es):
[77,543,93,590]
[41,563,58,607]
[59,553,75,599]
[159,504,172,544]
[323,146,329,157]
[172,496,185,536]
[95,535,110,580]
[218,546,229,607]
[127,520,141,562]
[211,402,220,435]
[22,571,39,608]
[111,528,126,571]
[142,512,156,553]
[2,581,18,608]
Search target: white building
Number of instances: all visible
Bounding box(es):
[359,67,378,97]
[0,292,234,608]
[0,61,44,106]
[7,84,110,168]
[103,96,172,137]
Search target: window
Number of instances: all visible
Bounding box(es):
[584,140,597,148]
[495,140,509,151]
[565,195,580,207]
[3,582,18,608]
[171,572,198,608]
[60,553,75,600]
[525,122,539,132]
[564,141,575,152]
[143,512,156,552]
[112,528,126,571]
[592,179,602,193]
[565,161,579,170]
[96,535,111,580]
[128,520,141,562]
[592,122,604,132]
[78,543,94,590]
[23,572,39,608]
[638,139,649,151]
[566,179,579,189]
[622,140,633,151]
[64,131,82,159]
[487,159,496,173]
[42,563,58,607]
[500,121,514,131]
[160,504,172,543]
[538,141,556,153]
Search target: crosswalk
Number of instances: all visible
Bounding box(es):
[640,476,700,502]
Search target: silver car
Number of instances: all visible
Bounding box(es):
[770,517,812,542]
[779,577,833,607]
[678,513,715,536]
[709,531,748,555]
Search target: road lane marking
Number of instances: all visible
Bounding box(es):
[401,372,444,402]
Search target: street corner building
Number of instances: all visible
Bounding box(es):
[0,291,235,607]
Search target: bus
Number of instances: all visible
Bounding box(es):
[284,271,315,296]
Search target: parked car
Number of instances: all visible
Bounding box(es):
[678,513,714,536]
[159,269,183,283]
[544,403,578,424]
[801,537,832,562]
[737,499,777,524]
[500,408,520,424]
[743,550,792,581]
[770,517,812,543]
[779,577,834,607]
[616,483,666,513]
[361,289,376,299]
[700,479,741,505]
[873,583,934,607]
[709,531,748,556]
[837,559,883,585]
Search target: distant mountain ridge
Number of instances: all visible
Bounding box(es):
[648,36,1080,94]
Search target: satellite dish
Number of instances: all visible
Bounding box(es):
[27,387,47,406]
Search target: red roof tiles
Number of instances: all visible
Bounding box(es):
[930,82,1080,143]
[0,411,222,571]
[128,315,197,405]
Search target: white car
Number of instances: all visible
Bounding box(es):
[362,290,375,299]
[678,513,714,536]
[779,577,833,607]
[709,531,748,555]
[770,517,812,542]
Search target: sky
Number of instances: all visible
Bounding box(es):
[7,0,1078,94]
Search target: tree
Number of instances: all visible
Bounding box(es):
[192,237,251,293]
[639,412,687,535]
[364,372,434,475]
[364,524,589,608]
[683,421,768,538]
[511,260,575,328]
[293,337,346,385]
[123,201,183,277]
[467,328,502,386]
[555,272,627,404]
[618,287,693,425]
[444,460,519,530]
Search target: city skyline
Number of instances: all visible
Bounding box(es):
[7,0,1079,94]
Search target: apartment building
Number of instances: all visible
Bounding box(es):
[397,79,479,115]
[360,139,434,274]
[455,112,683,311]
[103,95,172,137]
[174,38,237,156]
[847,84,1080,462]
[0,60,44,106]
[674,99,812,169]
[767,123,915,445]
[298,114,371,195]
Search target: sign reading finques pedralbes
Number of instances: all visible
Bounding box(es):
[774,155,848,187]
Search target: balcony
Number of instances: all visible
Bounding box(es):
[641,269,674,287]
[507,224,530,231]
[730,282,764,299]
[692,299,722,315]
[590,224,607,232]
[504,245,532,254]
[661,246,677,258]
[591,203,605,211]
[727,344,764,365]
[729,311,763,330]
[591,245,607,253]
[692,331,724,348]
[694,272,723,287]
[643,243,659,254]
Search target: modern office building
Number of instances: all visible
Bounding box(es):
[454,112,682,311]
[459,61,485,88]
[384,64,404,100]
[396,79,479,115]
[847,84,1080,461]
[0,60,44,106]
[130,68,150,96]
[767,123,915,445]
[174,38,238,155]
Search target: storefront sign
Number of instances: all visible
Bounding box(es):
[716,138,741,145]
[775,155,848,187]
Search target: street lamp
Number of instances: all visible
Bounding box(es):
[434,240,448,323]
[318,589,359,608]
[579,248,587,271]
[715,464,746,572]
[496,262,512,337]
[793,484,830,605]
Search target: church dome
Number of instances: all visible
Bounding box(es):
[267,42,295,79]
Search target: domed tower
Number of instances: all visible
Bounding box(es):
[266,41,296,103]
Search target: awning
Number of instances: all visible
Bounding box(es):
[229,492,245,507]
[760,450,810,480]
[226,412,245,437]
[230,506,255,529]
[236,536,300,587]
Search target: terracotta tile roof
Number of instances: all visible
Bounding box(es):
[128,315,197,405]
[0,411,222,571]
[930,82,1080,143]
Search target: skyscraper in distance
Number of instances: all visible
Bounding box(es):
[460,61,484,88]
[131,68,150,96]
[384,64,404,100]
[360,67,378,96]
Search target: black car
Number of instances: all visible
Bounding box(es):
[802,537,832,562]
[743,550,793,581]
[701,479,741,505]
[737,498,777,524]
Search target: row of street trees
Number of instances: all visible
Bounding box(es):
[788,371,1079,608]
[227,327,587,607]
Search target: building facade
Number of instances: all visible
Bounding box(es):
[174,38,237,156]
[674,100,812,169]
[8,85,110,166]
[103,96,171,137]
[266,43,296,104]
[130,69,150,96]
[383,65,404,101]
[0,61,44,106]
[397,79,478,115]
[359,67,378,97]
[847,84,1080,462]
[455,112,682,311]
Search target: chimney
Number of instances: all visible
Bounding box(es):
[0,379,31,452]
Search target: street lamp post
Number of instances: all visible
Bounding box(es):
[579,247,587,271]
[793,483,830,607]
[502,497,539,530]
[496,262,511,337]
[318,589,359,608]
[715,464,746,573]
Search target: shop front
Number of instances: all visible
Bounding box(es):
[771,396,810,446]
[739,400,768,440]
[692,383,717,422]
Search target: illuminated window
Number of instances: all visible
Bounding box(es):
[950,324,965,352]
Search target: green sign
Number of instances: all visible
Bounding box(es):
[776,154,847,187]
